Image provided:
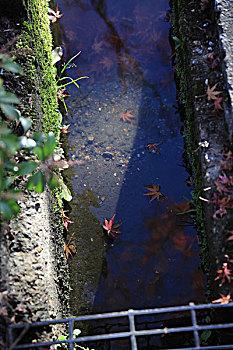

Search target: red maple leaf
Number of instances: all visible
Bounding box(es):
[215,262,232,285]
[102,215,122,238]
[57,89,69,101]
[120,110,136,123]
[221,150,233,171]
[48,6,63,23]
[212,293,232,304]
[145,142,163,155]
[213,196,233,219]
[215,178,231,195]
[214,96,223,111]
[60,124,71,134]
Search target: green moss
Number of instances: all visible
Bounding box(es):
[18,0,62,140]
[173,0,211,295]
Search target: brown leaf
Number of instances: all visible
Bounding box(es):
[120,110,136,123]
[212,293,232,304]
[214,96,223,111]
[144,183,167,202]
[206,83,222,101]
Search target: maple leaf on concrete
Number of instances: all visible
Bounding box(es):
[214,96,223,111]
[120,110,136,123]
[144,183,167,202]
[206,83,222,101]
[48,6,63,23]
[215,262,232,285]
[212,293,232,304]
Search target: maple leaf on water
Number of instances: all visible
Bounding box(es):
[48,6,63,23]
[64,233,76,260]
[145,142,163,155]
[120,110,136,123]
[206,83,222,101]
[144,183,167,202]
[57,89,69,101]
[100,56,115,72]
[212,293,232,304]
[102,214,122,238]
[92,37,105,54]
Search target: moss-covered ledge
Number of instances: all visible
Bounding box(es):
[173,0,233,302]
[0,0,70,342]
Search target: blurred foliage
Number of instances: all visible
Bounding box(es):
[0,54,68,220]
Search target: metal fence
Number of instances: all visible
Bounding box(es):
[8,302,233,350]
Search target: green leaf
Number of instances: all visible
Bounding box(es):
[35,172,46,193]
[0,91,19,104]
[2,133,19,153]
[33,146,45,161]
[0,200,12,219]
[7,199,21,216]
[32,131,45,144]
[43,133,56,158]
[19,116,32,132]
[0,104,20,119]
[173,36,181,49]
[201,329,211,342]
[1,61,23,74]
[59,182,72,201]
[58,335,67,341]
[27,171,46,192]
[17,161,38,175]
[48,175,58,189]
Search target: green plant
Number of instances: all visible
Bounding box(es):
[0,54,72,220]
[58,329,95,350]
[55,51,88,112]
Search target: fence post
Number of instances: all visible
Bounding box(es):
[68,316,74,350]
[189,302,200,349]
[128,310,137,350]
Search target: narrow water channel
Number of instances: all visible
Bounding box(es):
[56,0,205,318]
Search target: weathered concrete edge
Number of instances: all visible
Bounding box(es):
[173,0,233,301]
[0,0,70,340]
[215,0,233,139]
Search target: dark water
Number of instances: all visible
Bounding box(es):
[56,0,205,321]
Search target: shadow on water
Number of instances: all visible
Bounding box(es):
[57,0,205,338]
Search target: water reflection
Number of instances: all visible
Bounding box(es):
[57,0,204,317]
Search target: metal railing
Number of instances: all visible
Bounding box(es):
[8,302,233,350]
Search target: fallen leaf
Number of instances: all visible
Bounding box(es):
[212,293,232,304]
[214,96,223,111]
[145,142,162,155]
[200,0,209,11]
[215,262,232,285]
[100,56,115,71]
[206,83,221,101]
[120,110,136,123]
[48,6,63,23]
[144,183,167,202]
[102,214,122,238]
